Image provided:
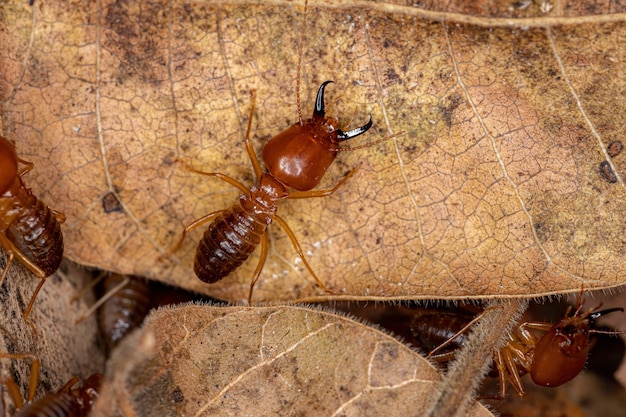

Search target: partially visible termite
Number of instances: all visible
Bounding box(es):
[0,352,102,417]
[97,274,152,351]
[75,273,198,351]
[0,136,65,323]
[425,294,624,398]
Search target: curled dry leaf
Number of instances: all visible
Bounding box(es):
[1,1,625,303]
[91,303,493,417]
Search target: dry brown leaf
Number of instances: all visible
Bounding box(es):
[91,303,494,417]
[1,1,625,303]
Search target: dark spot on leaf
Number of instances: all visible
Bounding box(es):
[103,0,168,85]
[385,68,400,84]
[439,93,462,128]
[102,192,123,213]
[599,161,617,183]
[172,386,184,403]
[607,141,623,158]
[162,152,175,165]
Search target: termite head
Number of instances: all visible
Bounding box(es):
[262,81,372,191]
[76,373,103,413]
[530,304,624,387]
[0,136,19,194]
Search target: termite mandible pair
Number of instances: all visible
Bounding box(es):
[426,294,624,398]
[163,3,400,303]
[0,136,65,324]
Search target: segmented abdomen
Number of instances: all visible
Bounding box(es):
[194,197,274,283]
[16,392,77,417]
[5,191,63,277]
[408,310,473,352]
[98,274,152,350]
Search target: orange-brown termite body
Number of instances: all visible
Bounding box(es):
[526,304,623,388]
[0,352,102,417]
[75,272,199,351]
[0,136,64,323]
[418,296,624,398]
[96,274,152,351]
[167,81,393,302]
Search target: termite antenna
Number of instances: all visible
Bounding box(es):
[296,0,309,124]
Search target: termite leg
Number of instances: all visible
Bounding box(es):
[23,276,48,326]
[288,167,360,199]
[243,90,263,182]
[490,350,508,400]
[0,235,47,327]
[52,209,66,223]
[16,158,34,177]
[0,352,40,406]
[515,321,552,345]
[175,90,256,195]
[427,350,458,362]
[428,306,503,357]
[501,348,525,397]
[181,166,249,194]
[160,210,224,261]
[75,275,130,324]
[273,215,333,295]
[0,251,15,289]
[56,376,80,393]
[0,235,47,279]
[71,270,107,304]
[248,233,270,304]
[2,375,23,410]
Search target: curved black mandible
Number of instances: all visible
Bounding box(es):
[314,80,334,118]
[589,307,624,322]
[313,80,374,141]
[337,115,373,141]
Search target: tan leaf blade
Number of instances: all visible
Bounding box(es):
[91,304,492,417]
[1,1,624,302]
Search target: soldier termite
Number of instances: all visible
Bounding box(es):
[163,1,401,303]
[0,352,102,417]
[0,136,65,324]
[424,294,625,398]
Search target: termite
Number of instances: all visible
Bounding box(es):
[523,303,623,389]
[164,2,400,303]
[424,295,624,398]
[96,274,152,351]
[0,352,102,417]
[76,273,198,351]
[0,136,65,323]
